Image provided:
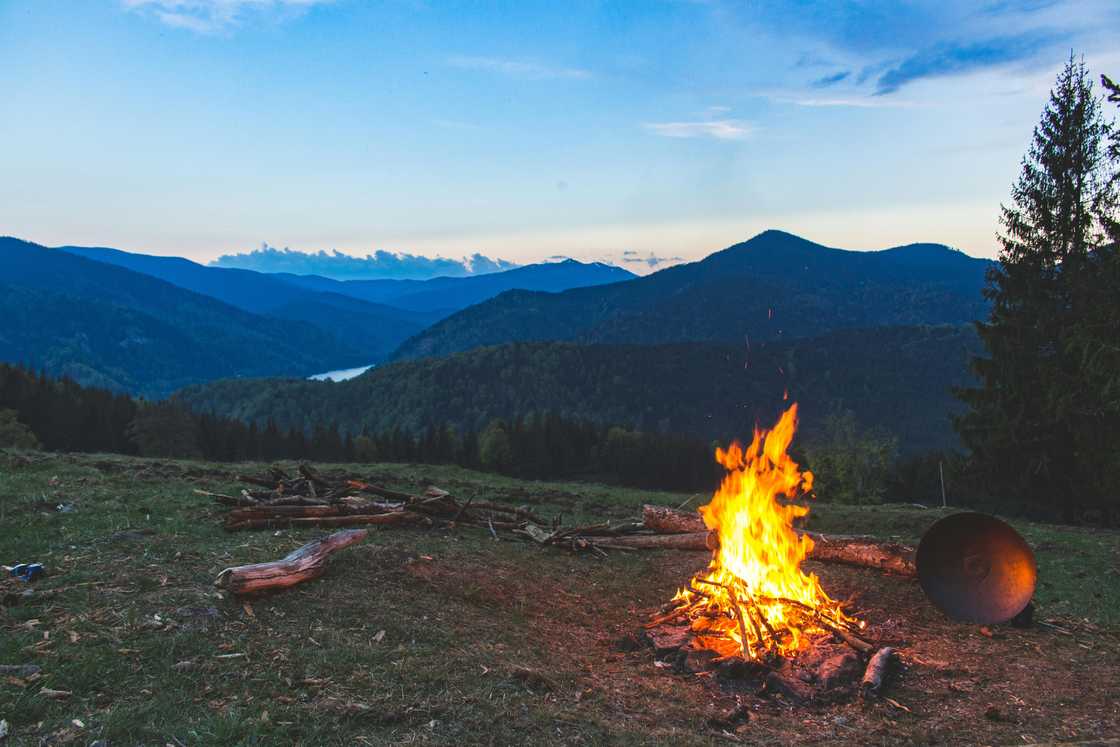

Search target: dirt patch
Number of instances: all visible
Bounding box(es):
[401,547,1120,744]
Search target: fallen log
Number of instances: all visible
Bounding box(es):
[641,505,917,576]
[643,503,709,534]
[807,534,916,577]
[214,529,368,594]
[861,646,896,698]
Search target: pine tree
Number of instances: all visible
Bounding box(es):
[956,55,1117,518]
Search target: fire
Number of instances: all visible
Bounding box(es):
[664,404,859,661]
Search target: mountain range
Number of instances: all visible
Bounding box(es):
[392,230,991,361]
[0,238,636,394]
[0,237,363,395]
[175,229,994,451]
[3,229,995,450]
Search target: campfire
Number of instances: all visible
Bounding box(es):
[649,404,874,685]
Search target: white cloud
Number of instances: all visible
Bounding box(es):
[447,55,592,80]
[642,119,755,141]
[122,0,332,33]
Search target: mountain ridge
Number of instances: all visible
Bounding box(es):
[390,230,992,361]
[0,237,366,395]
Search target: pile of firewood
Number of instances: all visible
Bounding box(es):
[198,465,916,575]
[196,464,549,534]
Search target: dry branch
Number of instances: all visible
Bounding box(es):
[592,533,717,551]
[861,647,896,698]
[214,529,368,594]
[224,512,427,532]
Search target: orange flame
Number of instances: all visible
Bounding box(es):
[668,403,858,661]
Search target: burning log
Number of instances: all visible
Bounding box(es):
[214,529,368,594]
[861,646,896,698]
[652,405,867,664]
[641,504,917,576]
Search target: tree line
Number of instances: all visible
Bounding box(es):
[0,362,720,490]
[1,360,995,507]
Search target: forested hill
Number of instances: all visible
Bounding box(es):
[0,237,366,396]
[60,246,634,360]
[59,245,446,362]
[391,230,992,361]
[176,324,981,453]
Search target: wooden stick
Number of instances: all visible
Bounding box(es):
[224,512,427,531]
[726,586,760,659]
[347,481,416,502]
[194,489,257,507]
[465,501,547,525]
[237,474,279,489]
[589,533,715,550]
[214,529,368,594]
[861,647,896,697]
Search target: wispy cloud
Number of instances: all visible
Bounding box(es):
[621,250,684,269]
[122,0,331,33]
[643,119,754,141]
[874,33,1058,94]
[210,244,517,280]
[447,55,592,80]
[811,71,850,87]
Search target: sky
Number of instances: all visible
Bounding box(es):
[2,0,1118,272]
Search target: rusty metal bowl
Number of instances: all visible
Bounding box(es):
[916,512,1037,625]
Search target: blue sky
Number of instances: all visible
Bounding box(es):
[1,0,1117,270]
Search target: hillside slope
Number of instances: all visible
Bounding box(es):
[60,245,441,360]
[0,237,365,395]
[391,230,991,360]
[176,324,980,452]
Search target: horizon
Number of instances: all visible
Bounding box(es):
[3,1,1118,271]
[5,227,991,282]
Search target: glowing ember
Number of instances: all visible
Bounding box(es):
[661,404,860,662]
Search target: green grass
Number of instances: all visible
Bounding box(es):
[1,450,1117,745]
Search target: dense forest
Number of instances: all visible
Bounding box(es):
[0,362,717,489]
[177,324,982,454]
[1,362,999,507]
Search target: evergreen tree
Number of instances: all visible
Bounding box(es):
[956,56,1117,517]
[0,408,41,449]
[1101,74,1120,241]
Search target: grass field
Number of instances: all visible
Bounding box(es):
[2,450,1118,745]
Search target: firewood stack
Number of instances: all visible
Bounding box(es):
[197,464,554,534]
[197,467,915,576]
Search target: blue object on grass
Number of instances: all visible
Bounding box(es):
[7,563,44,582]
